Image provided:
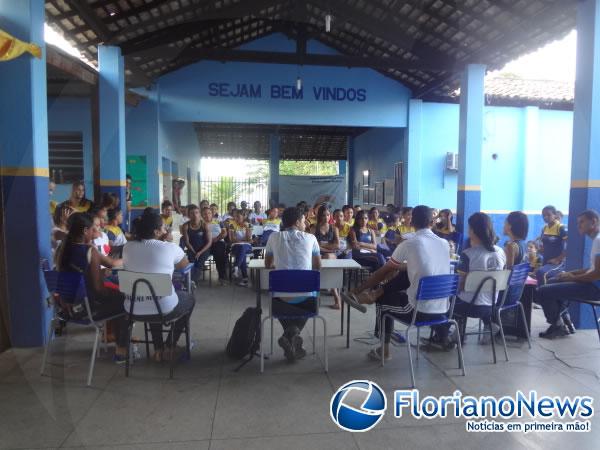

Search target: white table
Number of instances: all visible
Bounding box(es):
[248,258,363,347]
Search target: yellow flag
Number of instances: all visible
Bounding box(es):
[0,28,42,61]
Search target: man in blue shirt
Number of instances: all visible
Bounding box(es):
[538,209,600,339]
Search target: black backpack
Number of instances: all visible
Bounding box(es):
[226,307,262,370]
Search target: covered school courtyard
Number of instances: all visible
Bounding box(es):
[1,0,600,449]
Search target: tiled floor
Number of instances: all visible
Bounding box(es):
[1,279,600,449]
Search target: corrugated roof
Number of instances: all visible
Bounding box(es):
[484,76,574,103]
[44,0,578,100]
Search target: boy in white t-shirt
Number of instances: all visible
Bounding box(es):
[265,207,321,362]
[538,209,600,339]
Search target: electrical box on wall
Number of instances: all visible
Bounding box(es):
[445,152,459,171]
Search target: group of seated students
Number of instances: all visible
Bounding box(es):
[49,181,600,365]
[52,206,195,364]
[340,205,600,360]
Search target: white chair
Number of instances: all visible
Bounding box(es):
[118,271,192,378]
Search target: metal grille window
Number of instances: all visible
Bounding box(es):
[48,132,84,184]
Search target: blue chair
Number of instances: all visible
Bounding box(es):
[41,271,124,386]
[260,270,328,373]
[456,270,511,364]
[173,262,195,292]
[495,263,532,360]
[380,274,463,388]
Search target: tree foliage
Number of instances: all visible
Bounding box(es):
[279,160,339,176]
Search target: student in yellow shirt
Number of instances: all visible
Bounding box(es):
[342,204,355,227]
[399,206,416,235]
[62,180,93,213]
[367,207,386,234]
[333,209,352,258]
[260,207,282,246]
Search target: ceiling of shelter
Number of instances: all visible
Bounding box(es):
[44,0,577,101]
[194,123,367,160]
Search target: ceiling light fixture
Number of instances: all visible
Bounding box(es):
[296,76,302,91]
[325,14,332,32]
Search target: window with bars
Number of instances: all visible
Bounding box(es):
[48,132,84,183]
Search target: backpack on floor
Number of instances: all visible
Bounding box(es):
[226,307,262,365]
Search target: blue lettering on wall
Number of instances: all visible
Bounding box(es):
[210,82,365,102]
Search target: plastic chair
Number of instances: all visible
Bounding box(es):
[260,270,328,373]
[455,270,511,363]
[380,274,463,388]
[173,262,195,292]
[118,271,192,379]
[41,271,124,386]
[495,263,534,358]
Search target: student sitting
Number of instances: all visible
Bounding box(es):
[55,213,128,363]
[434,209,462,249]
[91,206,111,258]
[105,208,127,248]
[399,207,416,236]
[122,210,195,362]
[342,204,355,226]
[260,207,281,246]
[538,209,600,339]
[202,206,228,284]
[349,210,386,271]
[536,205,568,283]
[181,204,212,281]
[229,209,253,286]
[264,207,322,362]
[61,180,93,213]
[430,212,506,349]
[503,211,529,269]
[525,240,542,272]
[248,200,267,224]
[378,213,402,258]
[210,203,220,220]
[52,203,73,252]
[312,205,342,309]
[342,205,450,361]
[160,200,175,242]
[367,207,385,234]
[220,201,237,227]
[333,209,351,258]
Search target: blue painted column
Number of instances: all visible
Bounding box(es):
[456,64,486,240]
[269,134,280,207]
[566,0,600,329]
[405,99,423,207]
[0,0,52,346]
[346,136,355,205]
[98,46,126,207]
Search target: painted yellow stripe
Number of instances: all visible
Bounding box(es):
[100,179,127,187]
[0,167,49,177]
[458,185,481,191]
[571,180,600,188]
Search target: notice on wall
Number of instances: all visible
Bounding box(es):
[279,175,346,210]
[126,155,148,207]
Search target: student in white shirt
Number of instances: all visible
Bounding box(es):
[122,210,195,362]
[342,205,450,361]
[538,209,600,339]
[248,200,267,224]
[202,206,228,284]
[265,207,322,362]
[430,212,506,349]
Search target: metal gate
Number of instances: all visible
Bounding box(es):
[199,176,269,214]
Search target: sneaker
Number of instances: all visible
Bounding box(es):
[563,317,576,334]
[390,332,406,344]
[479,322,500,345]
[237,278,249,287]
[278,335,296,362]
[341,292,367,313]
[539,324,569,339]
[232,266,241,279]
[218,278,227,286]
[291,334,306,359]
[421,333,456,351]
[112,354,128,365]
